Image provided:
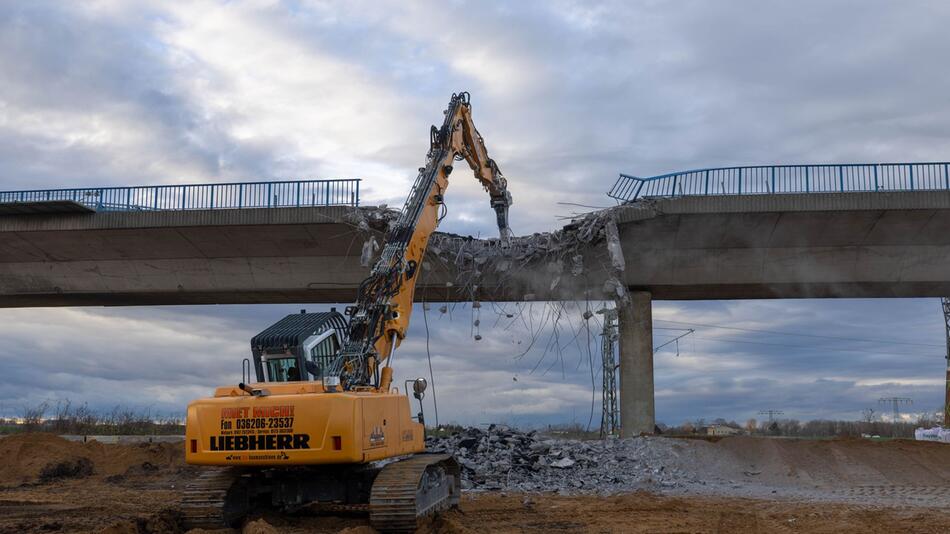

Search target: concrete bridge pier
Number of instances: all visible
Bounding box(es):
[619,290,655,437]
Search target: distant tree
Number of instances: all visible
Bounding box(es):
[861,408,876,423]
[745,418,757,433]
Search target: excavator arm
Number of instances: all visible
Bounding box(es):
[454,102,513,240]
[330,92,512,391]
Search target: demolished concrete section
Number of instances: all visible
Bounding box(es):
[347,203,631,302]
[344,205,632,301]
[423,208,628,302]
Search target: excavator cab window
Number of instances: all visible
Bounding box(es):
[263,356,299,382]
[309,335,339,377]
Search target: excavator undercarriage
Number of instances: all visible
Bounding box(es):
[182,455,460,533]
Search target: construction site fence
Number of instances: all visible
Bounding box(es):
[608,163,950,202]
[0,179,361,211]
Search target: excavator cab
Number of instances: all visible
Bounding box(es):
[250,309,348,383]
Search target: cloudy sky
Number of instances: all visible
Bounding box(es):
[1,0,949,428]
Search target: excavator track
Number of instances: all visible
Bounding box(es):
[369,454,461,534]
[180,467,250,530]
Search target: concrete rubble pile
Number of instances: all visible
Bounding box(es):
[425,425,702,494]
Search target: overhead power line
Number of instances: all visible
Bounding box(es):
[655,319,944,349]
[687,335,939,360]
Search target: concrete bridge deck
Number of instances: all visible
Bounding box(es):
[3,190,950,307]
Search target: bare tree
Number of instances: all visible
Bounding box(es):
[745,418,757,433]
[21,402,49,432]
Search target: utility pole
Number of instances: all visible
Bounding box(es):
[941,298,950,426]
[758,410,783,424]
[597,307,620,438]
[878,397,912,422]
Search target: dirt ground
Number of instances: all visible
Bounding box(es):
[1,433,949,534]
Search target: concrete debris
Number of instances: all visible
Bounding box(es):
[344,205,400,233]
[425,425,702,494]
[604,218,626,273]
[603,277,628,302]
[424,208,625,300]
[571,254,584,277]
[360,236,379,267]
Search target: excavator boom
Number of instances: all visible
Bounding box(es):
[332,92,512,391]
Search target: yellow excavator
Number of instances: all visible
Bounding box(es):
[181,92,512,532]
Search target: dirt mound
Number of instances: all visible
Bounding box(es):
[0,433,184,486]
[697,436,950,489]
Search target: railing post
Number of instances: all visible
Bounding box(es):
[771,167,776,194]
[238,184,243,208]
[945,164,949,190]
[672,175,679,197]
[182,186,187,209]
[838,165,844,192]
[126,188,131,209]
[210,185,215,208]
[153,187,158,209]
[355,180,360,207]
[325,182,330,206]
[704,170,710,195]
[267,182,273,207]
[805,166,810,193]
[909,164,915,190]
[738,168,743,194]
[296,182,301,207]
[874,165,879,191]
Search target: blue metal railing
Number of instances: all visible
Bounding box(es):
[607,163,950,202]
[0,179,361,211]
